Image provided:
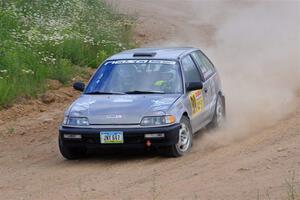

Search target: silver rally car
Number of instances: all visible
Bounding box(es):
[59,47,225,159]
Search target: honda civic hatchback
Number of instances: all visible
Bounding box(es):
[59,47,225,159]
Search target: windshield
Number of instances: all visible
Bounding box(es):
[85,60,183,94]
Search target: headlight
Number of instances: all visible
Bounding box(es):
[63,117,89,126]
[140,115,175,126]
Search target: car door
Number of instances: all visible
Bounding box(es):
[191,51,217,120]
[181,55,210,132]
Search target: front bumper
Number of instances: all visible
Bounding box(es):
[59,124,181,148]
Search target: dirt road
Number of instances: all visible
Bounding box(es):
[0,1,299,200]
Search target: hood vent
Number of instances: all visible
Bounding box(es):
[133,52,156,57]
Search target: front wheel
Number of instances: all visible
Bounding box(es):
[58,136,87,160]
[161,116,193,157]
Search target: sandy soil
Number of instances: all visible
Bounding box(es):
[0,1,299,200]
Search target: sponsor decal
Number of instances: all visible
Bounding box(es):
[189,90,204,115]
[105,60,176,65]
[105,114,123,119]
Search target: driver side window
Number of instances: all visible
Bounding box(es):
[191,51,215,80]
[181,55,201,82]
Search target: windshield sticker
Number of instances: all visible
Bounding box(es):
[105,60,176,65]
[148,60,176,65]
[189,90,204,115]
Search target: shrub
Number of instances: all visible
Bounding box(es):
[0,0,135,108]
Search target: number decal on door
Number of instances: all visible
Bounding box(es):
[189,90,204,115]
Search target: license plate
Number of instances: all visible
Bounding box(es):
[100,131,124,144]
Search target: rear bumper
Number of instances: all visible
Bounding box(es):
[59,124,181,148]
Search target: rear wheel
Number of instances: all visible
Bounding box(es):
[161,116,193,157]
[58,136,87,160]
[208,94,225,129]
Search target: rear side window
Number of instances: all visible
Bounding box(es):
[181,55,201,82]
[191,51,215,80]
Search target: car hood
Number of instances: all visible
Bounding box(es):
[68,94,181,125]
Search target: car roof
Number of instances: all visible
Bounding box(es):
[107,47,199,60]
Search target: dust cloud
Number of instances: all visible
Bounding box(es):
[150,1,300,146]
[208,1,300,144]
[202,1,299,146]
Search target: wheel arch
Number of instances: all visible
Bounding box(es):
[182,111,190,119]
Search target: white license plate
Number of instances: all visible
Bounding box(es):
[100,131,124,144]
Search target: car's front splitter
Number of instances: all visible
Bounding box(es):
[59,124,181,149]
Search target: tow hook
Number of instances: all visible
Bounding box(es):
[146,140,152,147]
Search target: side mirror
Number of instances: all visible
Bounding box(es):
[186,82,203,91]
[73,82,85,92]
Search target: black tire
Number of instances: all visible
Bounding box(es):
[58,136,87,160]
[207,94,225,129]
[161,116,193,157]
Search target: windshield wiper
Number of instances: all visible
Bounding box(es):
[85,91,126,95]
[125,90,165,94]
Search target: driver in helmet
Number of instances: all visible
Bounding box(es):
[153,65,175,92]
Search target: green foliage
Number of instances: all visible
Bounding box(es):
[97,50,108,64]
[0,0,135,108]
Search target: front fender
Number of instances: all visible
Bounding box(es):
[167,95,191,124]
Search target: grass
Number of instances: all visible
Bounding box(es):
[255,171,299,200]
[0,0,135,108]
[286,171,299,200]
